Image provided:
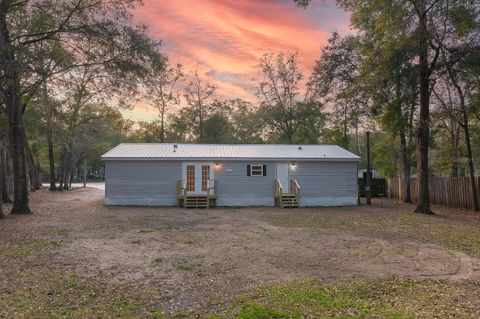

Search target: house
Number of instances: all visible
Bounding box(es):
[101,143,360,208]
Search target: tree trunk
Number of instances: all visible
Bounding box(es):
[414,0,433,215]
[47,130,56,190]
[399,128,412,203]
[26,141,41,191]
[355,112,360,155]
[0,147,4,219]
[63,150,72,190]
[160,109,165,143]
[343,106,348,147]
[462,115,478,211]
[1,143,12,203]
[451,122,460,177]
[0,6,31,214]
[59,147,67,190]
[445,56,479,211]
[198,106,204,142]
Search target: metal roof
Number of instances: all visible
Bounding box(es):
[102,143,360,161]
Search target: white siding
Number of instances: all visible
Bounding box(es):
[215,161,275,206]
[105,160,181,206]
[104,160,358,207]
[289,161,358,206]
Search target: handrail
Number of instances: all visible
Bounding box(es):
[292,179,300,198]
[177,179,187,197]
[274,179,283,207]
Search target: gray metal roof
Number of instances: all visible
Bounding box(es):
[102,143,360,161]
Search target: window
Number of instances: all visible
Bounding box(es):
[247,164,266,176]
[201,165,210,191]
[186,165,195,191]
[251,165,263,176]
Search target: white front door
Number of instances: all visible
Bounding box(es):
[182,163,214,195]
[276,163,289,193]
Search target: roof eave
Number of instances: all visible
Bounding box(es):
[101,157,360,162]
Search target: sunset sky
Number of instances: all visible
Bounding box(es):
[128,0,351,121]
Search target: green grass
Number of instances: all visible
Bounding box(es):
[0,240,59,258]
[0,271,148,319]
[56,228,70,237]
[184,240,194,245]
[176,262,192,271]
[220,278,480,319]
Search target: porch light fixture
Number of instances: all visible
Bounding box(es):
[215,162,220,168]
[291,162,296,167]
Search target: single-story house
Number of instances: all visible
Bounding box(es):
[101,143,360,208]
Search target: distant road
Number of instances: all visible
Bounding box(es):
[42,182,105,190]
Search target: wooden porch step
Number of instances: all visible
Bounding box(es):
[280,195,299,208]
[184,196,209,208]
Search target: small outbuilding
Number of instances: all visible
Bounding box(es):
[101,143,360,208]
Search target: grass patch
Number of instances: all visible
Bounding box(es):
[221,278,480,319]
[176,262,192,271]
[163,225,174,232]
[0,270,153,319]
[0,240,59,258]
[184,240,194,245]
[56,228,70,237]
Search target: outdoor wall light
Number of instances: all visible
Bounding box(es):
[291,162,296,167]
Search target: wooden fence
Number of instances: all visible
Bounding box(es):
[387,177,480,210]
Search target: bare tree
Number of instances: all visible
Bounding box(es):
[144,61,184,142]
[183,70,216,142]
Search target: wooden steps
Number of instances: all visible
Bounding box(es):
[280,193,299,208]
[184,196,209,209]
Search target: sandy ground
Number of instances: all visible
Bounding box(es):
[41,182,105,190]
[2,187,480,313]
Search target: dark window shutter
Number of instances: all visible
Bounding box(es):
[247,165,251,176]
[263,164,267,176]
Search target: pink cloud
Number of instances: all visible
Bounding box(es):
[134,0,350,112]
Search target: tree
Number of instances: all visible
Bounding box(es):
[144,61,184,142]
[433,44,480,210]
[308,33,366,151]
[0,130,3,219]
[357,23,418,203]
[0,0,161,212]
[228,99,263,143]
[183,70,216,142]
[256,51,324,144]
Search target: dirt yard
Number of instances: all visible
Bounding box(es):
[1,188,480,318]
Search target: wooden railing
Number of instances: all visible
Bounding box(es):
[274,179,283,207]
[177,179,187,197]
[177,179,217,197]
[290,179,300,198]
[205,180,217,197]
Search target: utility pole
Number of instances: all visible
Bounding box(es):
[366,131,372,205]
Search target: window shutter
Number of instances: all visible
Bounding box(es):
[247,165,251,176]
[263,164,267,176]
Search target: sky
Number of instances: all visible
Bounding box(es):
[128,0,351,121]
